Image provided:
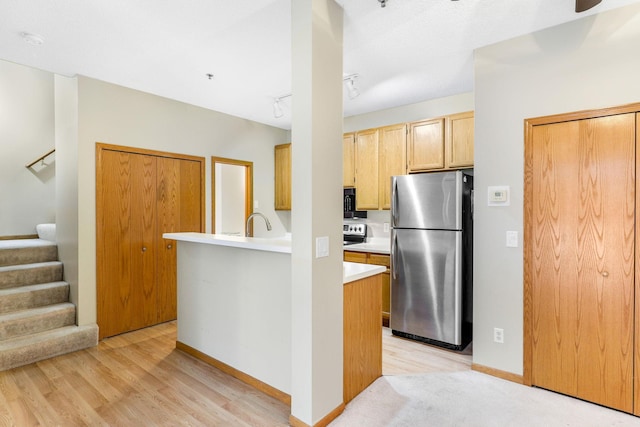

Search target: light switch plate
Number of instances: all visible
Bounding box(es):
[316,236,329,258]
[506,231,518,248]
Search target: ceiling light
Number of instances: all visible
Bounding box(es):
[20,32,44,46]
[378,0,387,7]
[344,74,360,99]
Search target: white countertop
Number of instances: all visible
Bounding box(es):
[164,232,385,283]
[343,262,385,284]
[164,232,293,253]
[343,237,390,255]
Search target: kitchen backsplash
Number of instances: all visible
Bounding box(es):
[344,210,391,239]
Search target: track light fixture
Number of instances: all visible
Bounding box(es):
[378,0,387,7]
[273,94,291,118]
[271,75,361,118]
[344,74,360,99]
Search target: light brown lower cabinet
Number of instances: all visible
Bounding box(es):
[344,251,391,326]
[344,273,382,403]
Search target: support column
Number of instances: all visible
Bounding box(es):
[290,0,344,425]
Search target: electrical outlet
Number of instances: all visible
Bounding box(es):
[383,222,390,232]
[493,328,504,344]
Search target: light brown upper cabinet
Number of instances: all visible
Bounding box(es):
[96,143,204,340]
[446,111,474,168]
[343,133,356,187]
[354,124,407,211]
[378,124,407,210]
[407,118,445,172]
[274,143,291,210]
[408,111,474,172]
[354,129,380,210]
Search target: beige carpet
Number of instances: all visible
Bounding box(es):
[330,371,639,427]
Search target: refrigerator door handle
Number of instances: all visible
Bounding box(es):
[391,178,399,226]
[391,231,398,280]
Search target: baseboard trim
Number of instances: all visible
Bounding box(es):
[472,363,524,384]
[289,403,345,427]
[175,341,291,406]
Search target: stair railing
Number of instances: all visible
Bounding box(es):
[25,148,55,168]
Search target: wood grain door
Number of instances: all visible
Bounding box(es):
[97,150,158,338]
[530,113,635,412]
[97,144,204,339]
[157,157,202,323]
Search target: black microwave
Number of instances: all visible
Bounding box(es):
[344,188,367,219]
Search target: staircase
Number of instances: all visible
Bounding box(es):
[0,239,98,371]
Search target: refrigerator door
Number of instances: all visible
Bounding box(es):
[391,171,462,230]
[390,228,462,345]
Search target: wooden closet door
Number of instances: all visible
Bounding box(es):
[156,157,180,323]
[98,151,157,338]
[156,157,202,323]
[530,113,635,412]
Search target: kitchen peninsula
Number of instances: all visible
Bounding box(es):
[163,232,385,404]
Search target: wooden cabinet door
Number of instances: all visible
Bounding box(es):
[355,129,379,210]
[408,118,444,172]
[368,254,391,325]
[343,133,356,187]
[274,143,291,210]
[530,113,635,412]
[446,111,474,168]
[97,150,158,339]
[378,124,406,210]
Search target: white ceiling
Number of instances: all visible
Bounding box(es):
[1,0,639,130]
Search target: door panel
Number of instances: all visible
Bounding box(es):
[531,114,635,412]
[390,228,462,345]
[391,172,461,230]
[98,151,157,338]
[157,157,180,323]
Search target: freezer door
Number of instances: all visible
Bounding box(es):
[390,228,462,345]
[391,171,462,230]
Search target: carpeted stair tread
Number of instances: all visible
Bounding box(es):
[0,324,98,371]
[0,261,62,289]
[0,302,76,341]
[0,281,69,314]
[0,239,58,267]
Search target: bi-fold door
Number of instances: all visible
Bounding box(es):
[525,110,639,414]
[96,144,203,339]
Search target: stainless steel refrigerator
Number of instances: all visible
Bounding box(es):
[390,170,473,350]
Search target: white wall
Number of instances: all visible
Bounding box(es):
[0,60,55,236]
[68,76,288,325]
[473,3,640,375]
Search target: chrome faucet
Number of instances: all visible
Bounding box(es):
[245,212,272,237]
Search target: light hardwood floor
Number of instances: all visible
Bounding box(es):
[0,322,471,426]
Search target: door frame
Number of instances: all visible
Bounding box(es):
[523,103,640,395]
[211,156,253,235]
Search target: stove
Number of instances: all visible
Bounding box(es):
[343,223,367,246]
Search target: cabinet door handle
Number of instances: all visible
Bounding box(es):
[167,244,173,249]
[142,247,147,252]
[602,271,609,278]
